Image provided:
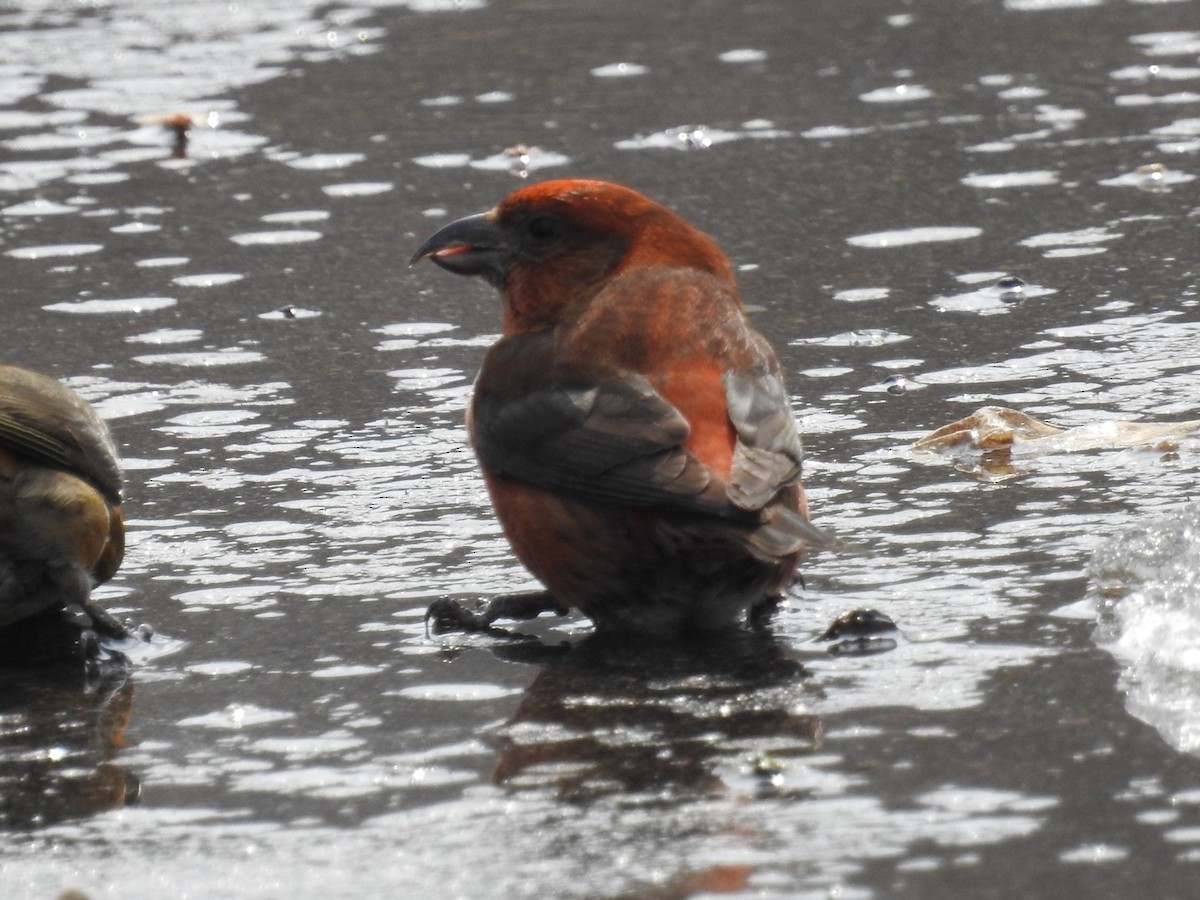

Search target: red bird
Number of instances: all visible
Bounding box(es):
[412,180,830,634]
[0,365,125,634]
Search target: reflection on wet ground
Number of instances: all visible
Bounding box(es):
[3,0,1200,896]
[0,654,138,831]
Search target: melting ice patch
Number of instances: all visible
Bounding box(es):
[1090,500,1200,756]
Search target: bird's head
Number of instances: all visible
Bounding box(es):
[411,180,736,333]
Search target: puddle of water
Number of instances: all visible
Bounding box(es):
[4,0,1200,897]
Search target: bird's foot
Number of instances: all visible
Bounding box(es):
[72,601,132,640]
[426,591,569,635]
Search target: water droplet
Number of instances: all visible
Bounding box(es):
[997,275,1026,303]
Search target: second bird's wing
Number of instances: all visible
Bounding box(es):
[0,366,123,504]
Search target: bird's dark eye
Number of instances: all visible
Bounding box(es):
[526,215,561,242]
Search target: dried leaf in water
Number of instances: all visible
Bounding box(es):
[912,406,1200,465]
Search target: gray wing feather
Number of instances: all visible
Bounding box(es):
[723,369,802,510]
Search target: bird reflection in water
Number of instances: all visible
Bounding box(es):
[482,627,821,804]
[0,615,140,830]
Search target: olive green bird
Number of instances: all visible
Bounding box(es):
[0,365,125,633]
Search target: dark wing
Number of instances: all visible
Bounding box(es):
[473,361,735,516]
[0,365,123,504]
[471,329,804,521]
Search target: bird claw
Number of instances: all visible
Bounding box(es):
[425,598,500,635]
[77,601,131,640]
[425,591,569,636]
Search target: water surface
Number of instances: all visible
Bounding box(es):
[3,0,1200,897]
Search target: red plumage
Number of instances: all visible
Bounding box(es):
[413,180,827,634]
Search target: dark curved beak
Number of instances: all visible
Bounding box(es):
[410,211,507,282]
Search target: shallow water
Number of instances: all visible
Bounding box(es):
[2,0,1200,896]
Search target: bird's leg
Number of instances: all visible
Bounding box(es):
[748,594,784,630]
[426,590,569,635]
[59,601,130,640]
[79,600,131,640]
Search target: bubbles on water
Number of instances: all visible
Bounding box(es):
[830,288,891,305]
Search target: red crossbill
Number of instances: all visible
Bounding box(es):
[412,180,831,634]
